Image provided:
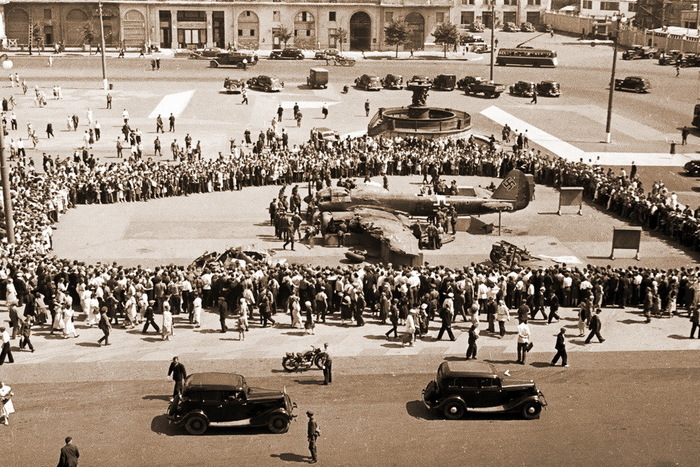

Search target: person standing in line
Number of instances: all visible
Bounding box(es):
[551,327,569,367]
[0,326,13,365]
[97,308,111,346]
[156,114,164,133]
[306,411,320,464]
[585,308,605,344]
[293,102,300,119]
[168,113,176,131]
[57,436,80,467]
[322,343,332,385]
[106,93,112,109]
[495,299,510,339]
[277,104,284,121]
[364,99,370,117]
[94,121,101,141]
[516,318,531,365]
[465,323,479,360]
[578,296,591,336]
[167,356,187,398]
[0,381,15,425]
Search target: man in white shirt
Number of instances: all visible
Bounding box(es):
[517,319,531,365]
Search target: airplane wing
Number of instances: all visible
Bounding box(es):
[347,206,422,257]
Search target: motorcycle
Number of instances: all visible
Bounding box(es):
[282,345,328,372]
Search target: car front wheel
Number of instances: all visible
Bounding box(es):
[184,415,209,435]
[521,401,542,420]
[268,413,291,434]
[442,401,465,420]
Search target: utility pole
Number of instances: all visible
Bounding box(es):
[0,122,15,244]
[98,1,108,90]
[489,1,496,81]
[605,14,626,144]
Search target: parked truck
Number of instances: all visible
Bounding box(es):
[461,76,505,98]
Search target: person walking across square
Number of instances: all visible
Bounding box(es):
[551,327,569,367]
[585,308,605,344]
[57,436,80,467]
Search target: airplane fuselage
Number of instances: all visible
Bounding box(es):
[319,192,517,216]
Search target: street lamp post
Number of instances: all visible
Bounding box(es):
[0,55,15,244]
[489,1,496,81]
[98,1,109,90]
[605,13,626,144]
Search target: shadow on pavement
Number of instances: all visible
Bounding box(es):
[142,394,171,401]
[363,334,388,340]
[151,414,180,436]
[142,337,163,343]
[443,356,466,361]
[530,362,552,368]
[618,319,647,325]
[294,378,324,385]
[381,343,404,348]
[405,400,437,420]
[668,334,691,340]
[75,342,100,347]
[270,453,309,463]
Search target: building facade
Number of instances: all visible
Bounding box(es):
[579,0,637,20]
[1,0,550,51]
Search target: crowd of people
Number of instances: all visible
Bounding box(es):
[1,124,700,364]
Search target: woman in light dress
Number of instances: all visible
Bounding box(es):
[290,295,302,329]
[63,306,79,339]
[162,303,173,340]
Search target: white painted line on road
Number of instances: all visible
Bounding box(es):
[148,90,195,119]
[480,105,586,162]
[481,106,698,166]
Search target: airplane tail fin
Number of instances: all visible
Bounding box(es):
[491,169,532,210]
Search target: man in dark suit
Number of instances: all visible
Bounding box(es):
[57,436,80,467]
[142,301,160,334]
[307,411,320,463]
[167,356,187,398]
[551,327,569,367]
[585,309,605,344]
[436,299,456,341]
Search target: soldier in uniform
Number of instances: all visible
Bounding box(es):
[307,411,320,463]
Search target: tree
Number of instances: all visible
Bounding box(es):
[384,20,410,58]
[432,22,459,58]
[333,27,348,53]
[83,22,96,54]
[274,27,292,48]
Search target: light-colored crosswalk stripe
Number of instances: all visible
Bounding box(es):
[480,105,696,166]
[481,105,586,162]
[148,90,195,119]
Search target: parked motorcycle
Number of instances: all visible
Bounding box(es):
[282,345,328,372]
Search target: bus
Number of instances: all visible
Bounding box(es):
[495,48,558,67]
[693,103,700,128]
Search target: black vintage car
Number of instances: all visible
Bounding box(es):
[432,74,457,91]
[355,74,382,91]
[536,80,561,97]
[520,22,536,32]
[614,76,651,93]
[684,160,700,176]
[247,75,284,92]
[509,80,536,97]
[210,52,258,69]
[269,48,305,60]
[503,22,519,32]
[223,77,246,94]
[167,372,296,435]
[382,74,404,89]
[422,362,547,420]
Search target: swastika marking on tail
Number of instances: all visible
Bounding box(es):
[502,177,516,191]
